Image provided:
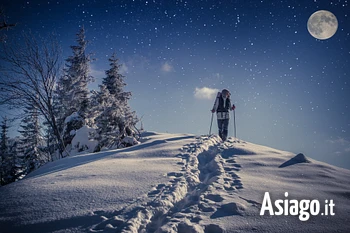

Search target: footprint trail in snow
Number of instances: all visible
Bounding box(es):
[90,135,258,233]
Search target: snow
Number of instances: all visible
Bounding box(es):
[70,130,76,136]
[64,112,82,124]
[120,136,141,148]
[0,131,350,233]
[70,125,98,154]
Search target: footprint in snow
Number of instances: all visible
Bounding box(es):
[224,184,235,191]
[224,167,236,172]
[205,224,226,233]
[225,158,236,163]
[204,194,224,202]
[229,172,240,179]
[167,172,184,177]
[148,189,161,196]
[199,202,217,212]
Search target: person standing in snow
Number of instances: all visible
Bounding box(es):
[211,89,236,141]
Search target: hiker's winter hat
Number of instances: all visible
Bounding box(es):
[221,89,230,96]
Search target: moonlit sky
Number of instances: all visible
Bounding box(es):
[1,0,349,169]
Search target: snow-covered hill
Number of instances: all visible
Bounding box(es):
[0,132,349,233]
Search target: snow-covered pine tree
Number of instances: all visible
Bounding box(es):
[103,53,137,136]
[64,27,93,118]
[54,77,70,135]
[103,53,130,101]
[42,120,56,161]
[8,137,23,181]
[0,117,7,185]
[0,117,15,185]
[0,117,8,155]
[92,85,122,150]
[92,53,138,150]
[58,28,93,117]
[55,27,94,147]
[18,105,47,176]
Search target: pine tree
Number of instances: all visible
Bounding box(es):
[18,105,46,175]
[104,53,137,134]
[0,117,8,185]
[0,117,8,157]
[0,117,15,185]
[93,53,138,150]
[56,27,93,122]
[42,120,55,161]
[54,78,70,134]
[92,85,122,149]
[103,53,131,102]
[55,27,94,147]
[8,137,22,180]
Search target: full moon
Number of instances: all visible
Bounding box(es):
[307,10,338,40]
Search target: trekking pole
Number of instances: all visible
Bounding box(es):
[209,112,214,135]
[233,110,237,138]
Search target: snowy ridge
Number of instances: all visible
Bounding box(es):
[90,134,350,233]
[1,132,350,233]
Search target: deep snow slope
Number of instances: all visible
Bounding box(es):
[0,132,349,233]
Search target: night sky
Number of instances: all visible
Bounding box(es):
[1,0,349,169]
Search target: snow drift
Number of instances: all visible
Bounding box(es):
[0,132,349,233]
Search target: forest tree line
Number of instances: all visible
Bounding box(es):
[0,28,139,186]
